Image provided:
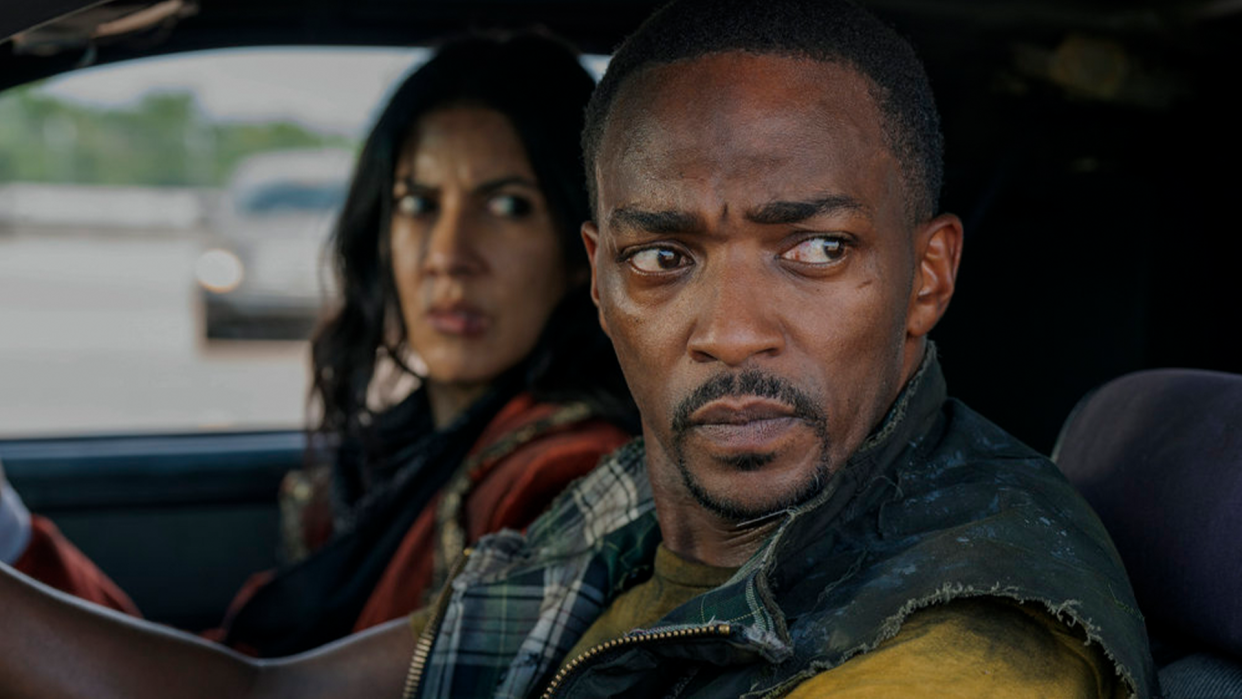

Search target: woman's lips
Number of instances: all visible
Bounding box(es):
[426,305,489,336]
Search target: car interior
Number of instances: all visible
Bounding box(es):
[1,0,1239,692]
[1055,368,1242,694]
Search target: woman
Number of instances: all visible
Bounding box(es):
[220,32,635,655]
[2,32,635,656]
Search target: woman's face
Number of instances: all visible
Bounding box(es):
[390,106,571,398]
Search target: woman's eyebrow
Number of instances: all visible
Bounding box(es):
[745,194,870,225]
[475,175,539,195]
[392,176,424,194]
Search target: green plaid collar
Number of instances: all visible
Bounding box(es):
[418,439,661,698]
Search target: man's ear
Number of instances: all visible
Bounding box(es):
[581,221,611,338]
[907,213,964,339]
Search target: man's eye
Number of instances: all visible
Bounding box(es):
[628,247,690,273]
[782,236,848,264]
[486,194,533,218]
[396,193,435,217]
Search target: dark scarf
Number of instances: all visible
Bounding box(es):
[223,367,525,656]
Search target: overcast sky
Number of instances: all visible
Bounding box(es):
[38,48,429,137]
[36,48,610,138]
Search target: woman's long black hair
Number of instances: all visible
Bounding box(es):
[310,32,636,454]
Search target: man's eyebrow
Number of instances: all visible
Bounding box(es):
[745,195,870,225]
[608,206,704,234]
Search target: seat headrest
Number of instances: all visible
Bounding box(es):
[1054,369,1242,658]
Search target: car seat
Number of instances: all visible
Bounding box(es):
[1053,368,1242,698]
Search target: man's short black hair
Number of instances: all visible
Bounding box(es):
[583,0,944,222]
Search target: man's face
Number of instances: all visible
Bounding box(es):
[585,54,954,522]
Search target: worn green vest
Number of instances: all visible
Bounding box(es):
[411,352,1156,698]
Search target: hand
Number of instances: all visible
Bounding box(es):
[0,458,32,565]
[0,457,11,505]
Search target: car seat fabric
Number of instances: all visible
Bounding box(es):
[1053,368,1242,695]
[1157,651,1242,698]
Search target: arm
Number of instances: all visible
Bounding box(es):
[0,562,413,699]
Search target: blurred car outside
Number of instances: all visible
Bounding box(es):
[198,147,354,341]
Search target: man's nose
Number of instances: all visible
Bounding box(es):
[686,258,785,366]
[421,207,483,277]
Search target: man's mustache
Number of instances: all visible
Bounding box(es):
[671,370,827,434]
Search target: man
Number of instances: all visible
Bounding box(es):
[404,1,1153,696]
[0,0,1154,696]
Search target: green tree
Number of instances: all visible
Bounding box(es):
[0,85,354,187]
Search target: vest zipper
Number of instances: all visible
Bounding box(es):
[539,623,733,699]
[401,547,473,699]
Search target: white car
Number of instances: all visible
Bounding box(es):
[197,148,354,340]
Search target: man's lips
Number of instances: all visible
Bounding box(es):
[686,398,803,453]
[426,303,489,336]
[688,398,797,426]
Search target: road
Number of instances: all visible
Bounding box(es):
[0,234,310,437]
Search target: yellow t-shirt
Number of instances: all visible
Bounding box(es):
[561,543,739,663]
[412,543,1125,697]
[783,596,1124,698]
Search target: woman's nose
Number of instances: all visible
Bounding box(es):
[421,208,484,276]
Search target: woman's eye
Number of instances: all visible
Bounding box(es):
[782,236,848,264]
[485,194,533,218]
[628,247,690,273]
[396,193,435,217]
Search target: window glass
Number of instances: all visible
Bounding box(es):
[0,47,425,437]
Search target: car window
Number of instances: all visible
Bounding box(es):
[0,47,425,437]
[236,181,347,215]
